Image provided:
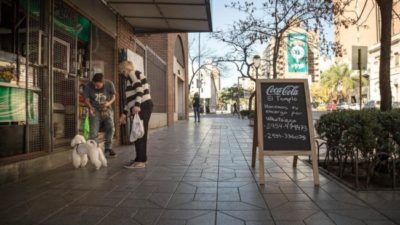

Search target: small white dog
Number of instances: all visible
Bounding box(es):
[86,139,108,170]
[71,135,107,170]
[71,134,89,168]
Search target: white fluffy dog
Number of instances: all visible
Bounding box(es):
[71,134,89,168]
[71,135,107,170]
[86,139,108,170]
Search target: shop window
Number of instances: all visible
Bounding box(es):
[0,0,47,157]
[53,37,70,74]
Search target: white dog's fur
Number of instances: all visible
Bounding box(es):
[71,135,89,168]
[71,135,108,170]
[86,139,108,169]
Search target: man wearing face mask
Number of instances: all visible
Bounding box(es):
[84,73,116,157]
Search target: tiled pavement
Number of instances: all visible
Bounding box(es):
[0,115,400,225]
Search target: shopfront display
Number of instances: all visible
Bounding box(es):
[0,0,45,157]
[0,0,116,158]
[0,86,38,124]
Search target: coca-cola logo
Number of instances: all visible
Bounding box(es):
[266,85,299,96]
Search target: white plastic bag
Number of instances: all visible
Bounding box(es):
[130,114,145,142]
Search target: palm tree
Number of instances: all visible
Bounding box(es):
[320,64,367,103]
[310,83,329,104]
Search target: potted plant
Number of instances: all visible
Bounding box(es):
[248,111,255,126]
[240,110,249,119]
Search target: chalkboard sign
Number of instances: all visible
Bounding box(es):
[255,79,319,185]
[259,81,311,151]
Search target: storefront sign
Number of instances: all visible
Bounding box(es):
[288,33,308,73]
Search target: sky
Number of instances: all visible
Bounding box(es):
[188,0,266,89]
[188,0,334,89]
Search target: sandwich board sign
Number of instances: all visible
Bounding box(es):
[255,79,319,185]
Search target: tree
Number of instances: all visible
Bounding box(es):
[310,83,330,105]
[188,37,225,93]
[212,23,261,111]
[213,0,339,111]
[376,0,394,111]
[228,0,399,111]
[219,85,243,105]
[226,0,335,79]
[320,64,367,102]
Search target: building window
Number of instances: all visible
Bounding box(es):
[395,53,399,66]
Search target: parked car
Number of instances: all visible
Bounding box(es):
[349,103,361,110]
[337,102,349,110]
[363,100,380,109]
[326,102,337,111]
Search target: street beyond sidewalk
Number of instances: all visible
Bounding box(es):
[0,115,399,225]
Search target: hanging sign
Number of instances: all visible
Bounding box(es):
[288,33,308,73]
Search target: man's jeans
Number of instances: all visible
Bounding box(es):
[89,109,115,150]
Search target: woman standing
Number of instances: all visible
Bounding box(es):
[119,61,153,169]
[192,92,200,123]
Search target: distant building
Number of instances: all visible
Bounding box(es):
[319,56,335,73]
[189,65,221,113]
[368,33,400,102]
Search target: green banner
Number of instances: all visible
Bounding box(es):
[0,87,38,123]
[288,33,308,73]
[19,0,91,42]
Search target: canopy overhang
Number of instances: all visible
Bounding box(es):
[104,0,213,33]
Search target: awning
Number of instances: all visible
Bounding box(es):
[104,0,213,33]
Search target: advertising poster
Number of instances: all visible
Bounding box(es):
[288,33,308,73]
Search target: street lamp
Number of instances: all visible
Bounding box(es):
[253,55,261,80]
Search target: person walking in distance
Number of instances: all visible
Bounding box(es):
[119,61,153,169]
[84,73,116,157]
[233,102,239,117]
[192,92,201,123]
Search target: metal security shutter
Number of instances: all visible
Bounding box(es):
[52,0,78,147]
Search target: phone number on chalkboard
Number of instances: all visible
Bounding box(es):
[266,133,307,141]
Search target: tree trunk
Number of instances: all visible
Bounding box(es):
[377,0,393,111]
[248,91,255,112]
[272,37,281,79]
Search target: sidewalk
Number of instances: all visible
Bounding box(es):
[0,115,399,225]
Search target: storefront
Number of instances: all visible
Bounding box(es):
[0,0,116,159]
[0,0,212,164]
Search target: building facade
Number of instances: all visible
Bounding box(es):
[335,0,400,103]
[368,33,400,102]
[0,0,211,179]
[189,65,221,113]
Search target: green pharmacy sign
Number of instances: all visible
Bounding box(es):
[288,33,308,73]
